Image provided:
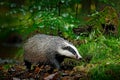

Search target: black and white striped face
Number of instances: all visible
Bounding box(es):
[57,41,82,59]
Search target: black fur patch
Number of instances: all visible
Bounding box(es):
[62,46,76,55]
[55,54,66,64]
[24,60,31,70]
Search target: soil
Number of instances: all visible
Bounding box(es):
[0,59,88,80]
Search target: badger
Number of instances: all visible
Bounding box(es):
[24,34,82,70]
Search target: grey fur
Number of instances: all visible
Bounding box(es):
[24,34,80,69]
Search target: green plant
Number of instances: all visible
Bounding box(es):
[89,63,120,80]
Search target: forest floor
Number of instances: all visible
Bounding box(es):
[0,59,88,80]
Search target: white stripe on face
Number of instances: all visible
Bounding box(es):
[64,41,82,59]
[57,48,76,58]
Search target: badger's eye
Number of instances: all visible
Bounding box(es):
[62,46,76,55]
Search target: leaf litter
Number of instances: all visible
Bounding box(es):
[0,59,88,80]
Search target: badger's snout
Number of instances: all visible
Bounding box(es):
[78,57,82,60]
[75,54,82,60]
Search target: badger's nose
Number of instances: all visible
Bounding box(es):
[78,57,82,60]
[76,55,82,60]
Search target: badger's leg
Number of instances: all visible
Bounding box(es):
[49,57,60,69]
[53,59,60,69]
[24,60,31,70]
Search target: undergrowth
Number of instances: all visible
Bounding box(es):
[77,31,120,80]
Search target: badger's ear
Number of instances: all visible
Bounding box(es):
[62,46,76,55]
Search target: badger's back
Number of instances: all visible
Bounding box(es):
[24,34,65,65]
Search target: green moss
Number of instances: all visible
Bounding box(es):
[88,63,120,80]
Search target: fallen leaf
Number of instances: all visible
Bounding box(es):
[44,72,58,80]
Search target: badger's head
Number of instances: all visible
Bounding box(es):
[57,41,82,60]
